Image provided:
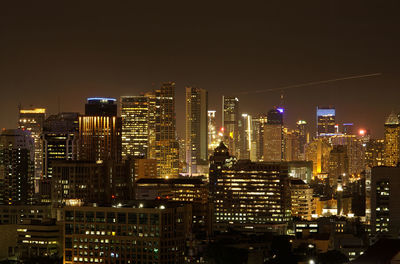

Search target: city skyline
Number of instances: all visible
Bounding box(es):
[1,1,400,137]
[1,2,400,263]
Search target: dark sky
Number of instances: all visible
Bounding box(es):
[1,1,399,137]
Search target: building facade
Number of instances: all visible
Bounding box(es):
[42,112,79,179]
[316,107,336,137]
[222,96,240,158]
[18,107,46,192]
[384,112,400,167]
[78,98,122,162]
[212,160,291,233]
[185,87,208,174]
[263,108,284,162]
[0,129,34,205]
[149,82,179,178]
[290,179,314,220]
[120,96,150,159]
[370,166,400,238]
[63,202,191,264]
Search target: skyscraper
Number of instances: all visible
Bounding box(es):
[296,120,309,158]
[42,112,79,179]
[120,95,150,159]
[78,98,122,162]
[207,110,219,154]
[263,108,284,161]
[150,82,179,178]
[328,145,349,186]
[84,97,117,116]
[252,114,267,161]
[185,87,208,174]
[222,96,239,157]
[18,107,46,192]
[239,113,253,160]
[316,106,336,137]
[0,129,34,205]
[384,112,400,166]
[331,134,365,176]
[305,137,332,176]
[370,166,400,238]
[284,128,300,161]
[365,139,385,168]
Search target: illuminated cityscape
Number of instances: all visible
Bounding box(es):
[0,1,400,263]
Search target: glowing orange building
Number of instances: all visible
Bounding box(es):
[78,98,122,162]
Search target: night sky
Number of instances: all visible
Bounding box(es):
[1,1,399,137]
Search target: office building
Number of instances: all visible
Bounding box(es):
[305,137,332,176]
[135,177,209,236]
[149,82,179,178]
[42,112,79,179]
[287,161,313,183]
[0,204,52,224]
[316,106,336,137]
[290,179,314,220]
[17,218,62,258]
[328,145,349,186]
[384,112,400,166]
[370,166,400,238]
[63,202,191,264]
[0,129,34,205]
[252,114,267,161]
[134,158,157,180]
[84,97,117,116]
[212,160,291,233]
[207,110,219,155]
[239,113,253,160]
[263,108,284,161]
[331,134,365,175]
[222,96,240,157]
[296,120,309,158]
[209,142,236,196]
[120,95,150,159]
[78,98,122,162]
[18,107,46,192]
[52,159,135,206]
[185,87,208,174]
[365,139,385,168]
[284,128,300,161]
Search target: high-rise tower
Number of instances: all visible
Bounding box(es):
[42,112,79,179]
[78,98,122,162]
[263,108,284,161]
[0,129,34,205]
[222,96,239,157]
[384,112,400,166]
[207,110,219,154]
[149,82,179,178]
[185,87,208,174]
[120,96,150,159]
[316,106,336,137]
[18,107,46,192]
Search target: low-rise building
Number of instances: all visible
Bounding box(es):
[290,179,314,220]
[17,219,62,258]
[63,201,192,264]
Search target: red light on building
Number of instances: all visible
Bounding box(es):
[359,129,366,136]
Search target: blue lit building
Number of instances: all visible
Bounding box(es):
[316,106,336,137]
